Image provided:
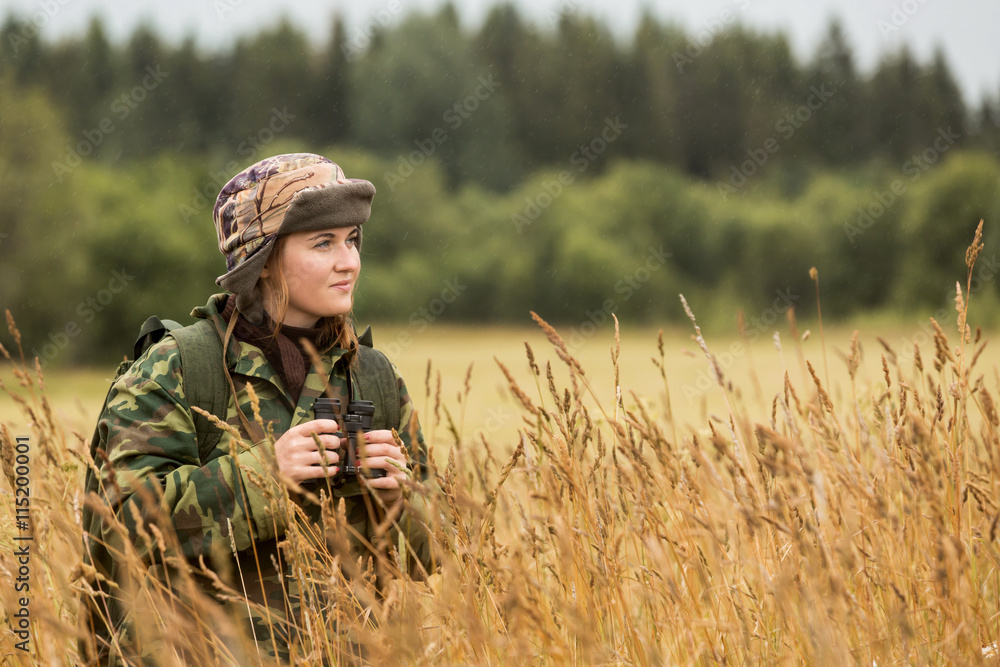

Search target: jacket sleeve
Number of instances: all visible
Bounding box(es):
[97,337,285,562]
[386,363,441,576]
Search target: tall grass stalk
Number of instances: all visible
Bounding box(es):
[1,226,999,664]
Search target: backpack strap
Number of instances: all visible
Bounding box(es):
[352,330,400,432]
[169,319,229,464]
[129,316,230,463]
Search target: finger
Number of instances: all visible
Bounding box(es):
[359,455,409,478]
[284,437,338,469]
[363,431,409,463]
[362,430,396,445]
[362,471,404,489]
[309,449,341,466]
[298,464,340,481]
[304,434,341,452]
[359,454,407,477]
[358,443,404,461]
[299,419,342,435]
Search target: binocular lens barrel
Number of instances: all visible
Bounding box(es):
[311,397,385,482]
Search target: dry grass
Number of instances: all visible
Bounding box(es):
[2,229,1000,665]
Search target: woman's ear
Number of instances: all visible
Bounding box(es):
[260,266,270,278]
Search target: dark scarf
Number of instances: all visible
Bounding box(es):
[220,296,325,404]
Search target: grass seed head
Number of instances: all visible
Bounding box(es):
[966,219,984,271]
[848,331,860,381]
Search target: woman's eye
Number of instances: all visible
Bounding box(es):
[347,235,359,246]
[315,240,331,249]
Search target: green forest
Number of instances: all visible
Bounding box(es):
[2,3,1000,365]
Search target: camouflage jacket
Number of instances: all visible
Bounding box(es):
[92,293,435,663]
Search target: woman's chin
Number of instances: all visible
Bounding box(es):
[323,296,353,317]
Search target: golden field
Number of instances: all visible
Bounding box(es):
[2,287,1000,664]
[0,311,954,453]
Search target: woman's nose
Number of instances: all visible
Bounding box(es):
[336,245,360,272]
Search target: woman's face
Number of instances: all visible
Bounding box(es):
[261,226,360,328]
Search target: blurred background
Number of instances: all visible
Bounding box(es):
[1,0,1000,367]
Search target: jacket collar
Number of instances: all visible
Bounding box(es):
[191,293,350,386]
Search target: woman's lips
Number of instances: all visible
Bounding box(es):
[331,281,352,292]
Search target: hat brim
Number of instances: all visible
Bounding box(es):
[281,179,376,234]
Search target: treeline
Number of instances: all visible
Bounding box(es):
[3,89,999,366]
[3,4,1000,366]
[1,4,999,191]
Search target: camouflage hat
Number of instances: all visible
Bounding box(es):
[213,153,376,321]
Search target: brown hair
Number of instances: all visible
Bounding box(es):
[258,235,359,354]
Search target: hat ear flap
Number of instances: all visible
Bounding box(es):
[236,283,266,325]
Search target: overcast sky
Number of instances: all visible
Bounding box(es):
[2,0,998,106]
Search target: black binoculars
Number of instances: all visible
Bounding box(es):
[313,397,386,485]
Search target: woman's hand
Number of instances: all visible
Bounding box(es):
[358,430,410,506]
[273,419,342,484]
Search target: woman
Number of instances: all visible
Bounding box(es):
[84,154,435,664]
